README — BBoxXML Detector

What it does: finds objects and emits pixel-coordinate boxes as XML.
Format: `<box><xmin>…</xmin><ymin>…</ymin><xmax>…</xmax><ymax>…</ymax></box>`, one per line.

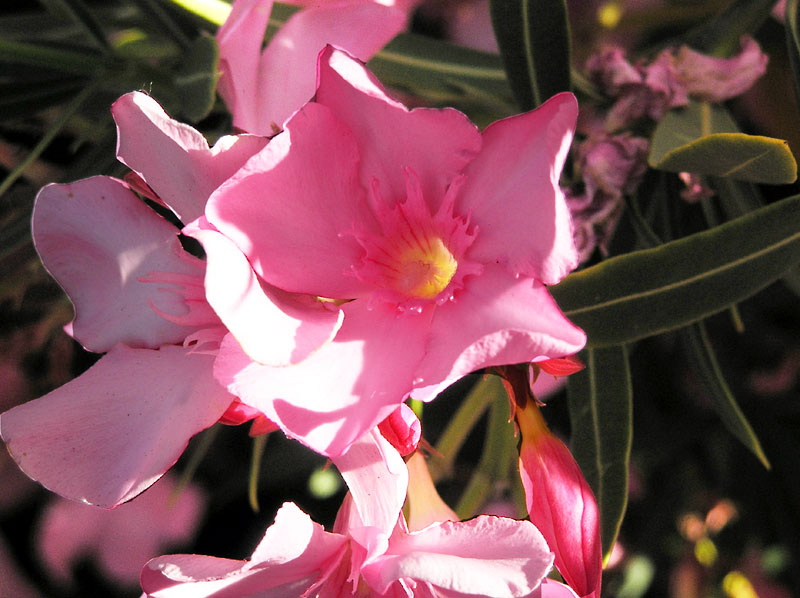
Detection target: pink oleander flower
<box><xmin>673</xmin><ymin>36</ymin><xmax>768</xmax><ymax>103</ymax></box>
<box><xmin>217</xmin><ymin>0</ymin><xmax>418</xmax><ymax>135</ymax></box>
<box><xmin>0</xmin><ymin>92</ymin><xmax>329</xmax><ymax>508</ymax></box>
<box><xmin>37</xmin><ymin>473</ymin><xmax>204</xmax><ymax>587</ymax></box>
<box><xmin>141</xmin><ymin>431</ymin><xmax>562</xmax><ymax>597</ymax></box>
<box><xmin>517</xmin><ymin>402</ymin><xmax>602</xmax><ymax>598</ymax></box>
<box><xmin>204</xmin><ymin>46</ymin><xmax>586</xmax><ymax>459</ymax></box>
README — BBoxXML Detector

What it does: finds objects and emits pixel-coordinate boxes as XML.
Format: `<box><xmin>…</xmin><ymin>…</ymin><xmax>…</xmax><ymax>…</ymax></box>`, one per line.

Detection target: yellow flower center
<box><xmin>394</xmin><ymin>236</ymin><xmax>458</xmax><ymax>299</ymax></box>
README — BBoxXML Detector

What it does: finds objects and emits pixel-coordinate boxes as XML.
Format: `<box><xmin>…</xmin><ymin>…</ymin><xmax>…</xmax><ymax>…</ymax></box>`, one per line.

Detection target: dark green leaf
<box><xmin>682</xmin><ymin>0</ymin><xmax>776</xmax><ymax>57</ymax></box>
<box><xmin>786</xmin><ymin>0</ymin><xmax>800</xmax><ymax>106</ymax></box>
<box><xmin>682</xmin><ymin>322</ymin><xmax>769</xmax><ymax>468</ymax></box>
<box><xmin>489</xmin><ymin>0</ymin><xmax>571</xmax><ymax>110</ymax></box>
<box><xmin>0</xmin><ymin>39</ymin><xmax>109</xmax><ymax>76</ymax></box>
<box><xmin>551</xmin><ymin>195</ymin><xmax>800</xmax><ymax>347</ymax></box>
<box><xmin>37</xmin><ymin>0</ymin><xmax>112</xmax><ymax>54</ymax></box>
<box><xmin>368</xmin><ymin>33</ymin><xmax>515</xmax><ymax>115</ymax></box>
<box><xmin>174</xmin><ymin>31</ymin><xmax>219</xmax><ymax>122</ymax></box>
<box><xmin>567</xmin><ymin>345</ymin><xmax>633</xmax><ymax>559</ymax></box>
<box><xmin>649</xmin><ymin>102</ymin><xmax>797</xmax><ymax>185</ymax></box>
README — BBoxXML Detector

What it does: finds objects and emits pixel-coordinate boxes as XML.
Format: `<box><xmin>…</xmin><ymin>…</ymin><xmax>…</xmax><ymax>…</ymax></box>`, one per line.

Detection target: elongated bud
<box><xmin>405</xmin><ymin>452</ymin><xmax>458</xmax><ymax>532</ymax></box>
<box><xmin>516</xmin><ymin>402</ymin><xmax>602</xmax><ymax>598</ymax></box>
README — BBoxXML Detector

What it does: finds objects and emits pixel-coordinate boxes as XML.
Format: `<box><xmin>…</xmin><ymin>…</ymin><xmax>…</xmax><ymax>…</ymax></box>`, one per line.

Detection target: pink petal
<box><xmin>675</xmin><ymin>36</ymin><xmax>768</xmax><ymax>103</ymax></box>
<box><xmin>459</xmin><ymin>93</ymin><xmax>579</xmax><ymax>284</ymax></box>
<box><xmin>220</xmin><ymin>0</ymin><xmax>407</xmax><ymax>135</ymax></box>
<box><xmin>216</xmin><ymin>0</ymin><xmax>275</xmax><ymax>135</ymax></box>
<box><xmin>413</xmin><ymin>264</ymin><xmax>586</xmax><ymax>392</ymax></box>
<box><xmin>113</xmin><ymin>91</ymin><xmax>266</xmax><ymax>223</ymax></box>
<box><xmin>207</xmin><ymin>101</ymin><xmax>373</xmax><ymax>299</ymax></box>
<box><xmin>377</xmin><ymin>403</ymin><xmax>421</xmax><ymax>456</ymax></box>
<box><xmin>405</xmin><ymin>452</ymin><xmax>458</xmax><ymax>532</ymax></box>
<box><xmin>539</xmin><ymin>579</ymin><xmax>582</xmax><ymax>598</ymax></box>
<box><xmin>316</xmin><ymin>46</ymin><xmax>482</xmax><ymax>209</ymax></box>
<box><xmin>32</xmin><ymin>177</ymin><xmax>206</xmax><ymax>353</ymax></box>
<box><xmin>362</xmin><ymin>516</ymin><xmax>554</xmax><ymax>596</ymax></box>
<box><xmin>333</xmin><ymin>430</ymin><xmax>408</xmax><ymax>547</ymax></box>
<box><xmin>214</xmin><ymin>300</ymin><xmax>431</xmax><ymax>457</ymax></box>
<box><xmin>0</xmin><ymin>344</ymin><xmax>233</xmax><ymax>508</ymax></box>
<box><xmin>141</xmin><ymin>502</ymin><xmax>345</xmax><ymax>597</ymax></box>
<box><xmin>186</xmin><ymin>220</ymin><xmax>343</xmax><ymax>365</ymax></box>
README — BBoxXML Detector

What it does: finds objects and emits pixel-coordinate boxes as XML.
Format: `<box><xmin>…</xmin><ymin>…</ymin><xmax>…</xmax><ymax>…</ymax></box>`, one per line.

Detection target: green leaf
<box><xmin>682</xmin><ymin>0</ymin><xmax>776</xmax><ymax>57</ymax></box>
<box><xmin>551</xmin><ymin>195</ymin><xmax>800</xmax><ymax>347</ymax></box>
<box><xmin>649</xmin><ymin>102</ymin><xmax>797</xmax><ymax>185</ymax></box>
<box><xmin>682</xmin><ymin>322</ymin><xmax>770</xmax><ymax>468</ymax></box>
<box><xmin>368</xmin><ymin>33</ymin><xmax>515</xmax><ymax>115</ymax></box>
<box><xmin>37</xmin><ymin>0</ymin><xmax>112</xmax><ymax>53</ymax></box>
<box><xmin>174</xmin><ymin>31</ymin><xmax>219</xmax><ymax>122</ymax></box>
<box><xmin>567</xmin><ymin>345</ymin><xmax>633</xmax><ymax>559</ymax></box>
<box><xmin>786</xmin><ymin>0</ymin><xmax>800</xmax><ymax>106</ymax></box>
<box><xmin>489</xmin><ymin>0</ymin><xmax>571</xmax><ymax>110</ymax></box>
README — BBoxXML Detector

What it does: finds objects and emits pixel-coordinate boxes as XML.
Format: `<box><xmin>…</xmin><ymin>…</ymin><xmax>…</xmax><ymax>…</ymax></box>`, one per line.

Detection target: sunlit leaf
<box><xmin>649</xmin><ymin>102</ymin><xmax>797</xmax><ymax>184</ymax></box>
<box><xmin>567</xmin><ymin>345</ymin><xmax>632</xmax><ymax>559</ymax></box>
<box><xmin>682</xmin><ymin>322</ymin><xmax>770</xmax><ymax>468</ymax></box>
<box><xmin>551</xmin><ymin>195</ymin><xmax>800</xmax><ymax>347</ymax></box>
<box><xmin>489</xmin><ymin>0</ymin><xmax>571</xmax><ymax>110</ymax></box>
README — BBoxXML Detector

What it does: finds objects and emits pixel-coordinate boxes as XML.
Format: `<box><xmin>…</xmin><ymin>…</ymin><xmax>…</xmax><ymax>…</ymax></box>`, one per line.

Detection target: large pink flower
<box><xmin>205</xmin><ymin>47</ymin><xmax>586</xmax><ymax>458</ymax></box>
<box><xmin>217</xmin><ymin>0</ymin><xmax>416</xmax><ymax>135</ymax></box>
<box><xmin>0</xmin><ymin>92</ymin><xmax>327</xmax><ymax>508</ymax></box>
<box><xmin>141</xmin><ymin>431</ymin><xmax>558</xmax><ymax>597</ymax></box>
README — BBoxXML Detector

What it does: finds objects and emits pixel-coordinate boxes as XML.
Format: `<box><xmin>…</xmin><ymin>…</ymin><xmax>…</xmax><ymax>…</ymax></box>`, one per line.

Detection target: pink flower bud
<box><xmin>377</xmin><ymin>403</ymin><xmax>421</xmax><ymax>456</ymax></box>
<box><xmin>517</xmin><ymin>403</ymin><xmax>602</xmax><ymax>598</ymax></box>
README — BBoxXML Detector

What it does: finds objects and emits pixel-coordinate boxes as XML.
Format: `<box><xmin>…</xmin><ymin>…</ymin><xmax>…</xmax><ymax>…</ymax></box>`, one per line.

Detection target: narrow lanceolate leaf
<box><xmin>489</xmin><ymin>0</ymin><xmax>571</xmax><ymax>110</ymax></box>
<box><xmin>175</xmin><ymin>31</ymin><xmax>219</xmax><ymax>122</ymax></box>
<box><xmin>551</xmin><ymin>195</ymin><xmax>800</xmax><ymax>347</ymax></box>
<box><xmin>683</xmin><ymin>323</ymin><xmax>770</xmax><ymax>468</ymax></box>
<box><xmin>649</xmin><ymin>102</ymin><xmax>797</xmax><ymax>185</ymax></box>
<box><xmin>787</xmin><ymin>0</ymin><xmax>800</xmax><ymax>106</ymax></box>
<box><xmin>567</xmin><ymin>345</ymin><xmax>632</xmax><ymax>559</ymax></box>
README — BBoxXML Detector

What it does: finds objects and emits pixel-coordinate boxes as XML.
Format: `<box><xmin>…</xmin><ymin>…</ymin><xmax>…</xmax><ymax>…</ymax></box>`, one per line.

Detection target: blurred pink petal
<box><xmin>1</xmin><ymin>344</ymin><xmax>233</xmax><ymax>507</ymax></box>
<box><xmin>217</xmin><ymin>0</ymin><xmax>409</xmax><ymax>134</ymax></box>
<box><xmin>675</xmin><ymin>36</ymin><xmax>768</xmax><ymax>103</ymax></box>
<box><xmin>405</xmin><ymin>452</ymin><xmax>458</xmax><ymax>532</ymax></box>
<box><xmin>113</xmin><ymin>91</ymin><xmax>266</xmax><ymax>223</ymax></box>
<box><xmin>38</xmin><ymin>473</ymin><xmax>204</xmax><ymax>586</ymax></box>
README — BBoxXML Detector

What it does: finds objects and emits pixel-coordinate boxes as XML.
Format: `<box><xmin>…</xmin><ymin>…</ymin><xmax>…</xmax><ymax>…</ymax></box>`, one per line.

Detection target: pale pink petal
<box><xmin>316</xmin><ymin>46</ymin><xmax>482</xmax><ymax>208</ymax></box>
<box><xmin>459</xmin><ymin>93</ymin><xmax>579</xmax><ymax>284</ymax></box>
<box><xmin>216</xmin><ymin>0</ymin><xmax>275</xmax><ymax>135</ymax></box>
<box><xmin>538</xmin><ymin>579</ymin><xmax>581</xmax><ymax>598</ymax></box>
<box><xmin>32</xmin><ymin>177</ymin><xmax>205</xmax><ymax>353</ymax></box>
<box><xmin>414</xmin><ymin>264</ymin><xmax>586</xmax><ymax>391</ymax></box>
<box><xmin>142</xmin><ymin>502</ymin><xmax>345</xmax><ymax>597</ymax></box>
<box><xmin>0</xmin><ymin>344</ymin><xmax>233</xmax><ymax>508</ymax></box>
<box><xmin>362</xmin><ymin>516</ymin><xmax>554</xmax><ymax>597</ymax></box>
<box><xmin>186</xmin><ymin>220</ymin><xmax>343</xmax><ymax>365</ymax></box>
<box><xmin>207</xmin><ymin>101</ymin><xmax>373</xmax><ymax>299</ymax></box>
<box><xmin>214</xmin><ymin>300</ymin><xmax>431</xmax><ymax>457</ymax></box>
<box><xmin>333</xmin><ymin>430</ymin><xmax>408</xmax><ymax>546</ymax></box>
<box><xmin>37</xmin><ymin>474</ymin><xmax>204</xmax><ymax>585</ymax></box>
<box><xmin>247</xmin><ymin>2</ymin><xmax>408</xmax><ymax>133</ymax></box>
<box><xmin>113</xmin><ymin>91</ymin><xmax>266</xmax><ymax>223</ymax></box>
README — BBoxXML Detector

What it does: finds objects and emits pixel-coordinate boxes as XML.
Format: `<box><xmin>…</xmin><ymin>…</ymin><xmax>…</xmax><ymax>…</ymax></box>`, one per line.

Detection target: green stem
<box><xmin>248</xmin><ymin>434</ymin><xmax>269</xmax><ymax>512</ymax></box>
<box><xmin>428</xmin><ymin>376</ymin><xmax>494</xmax><ymax>483</ymax></box>
<box><xmin>169</xmin><ymin>425</ymin><xmax>219</xmax><ymax>506</ymax></box>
